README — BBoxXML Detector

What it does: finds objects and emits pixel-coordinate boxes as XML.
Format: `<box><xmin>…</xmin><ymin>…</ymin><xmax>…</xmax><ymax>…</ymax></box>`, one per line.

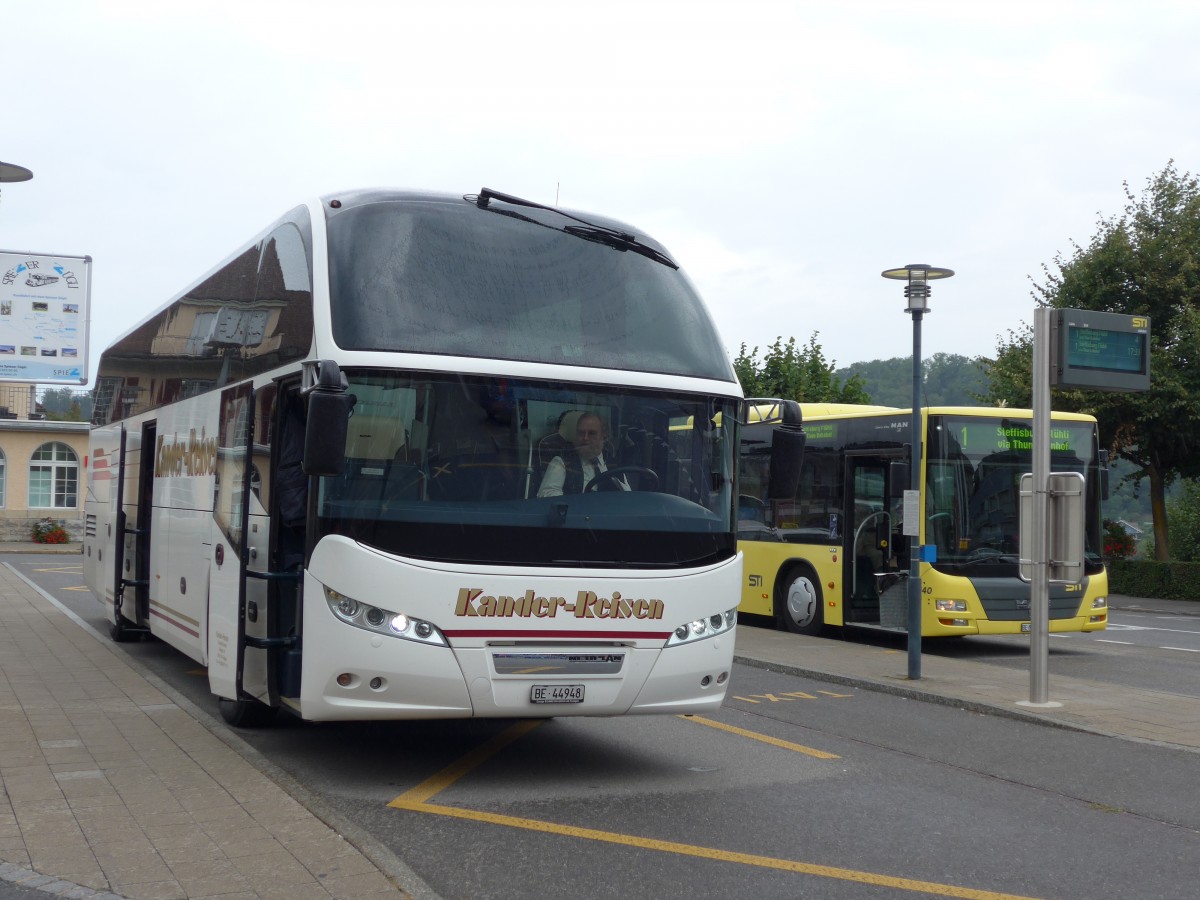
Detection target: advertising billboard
<box><xmin>0</xmin><ymin>250</ymin><xmax>91</xmax><ymax>384</ymax></box>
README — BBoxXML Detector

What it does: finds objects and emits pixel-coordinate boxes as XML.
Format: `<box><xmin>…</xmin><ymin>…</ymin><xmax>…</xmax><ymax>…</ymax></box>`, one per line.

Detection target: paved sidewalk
<box><xmin>0</xmin><ymin>559</ymin><xmax>412</xmax><ymax>899</ymax></box>
<box><xmin>734</xmin><ymin>594</ymin><xmax>1200</xmax><ymax>753</ymax></box>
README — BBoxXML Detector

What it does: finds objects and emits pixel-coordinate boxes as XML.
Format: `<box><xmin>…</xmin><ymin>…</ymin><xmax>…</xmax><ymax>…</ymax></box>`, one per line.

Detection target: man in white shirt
<box><xmin>537</xmin><ymin>412</ymin><xmax>630</xmax><ymax>496</ymax></box>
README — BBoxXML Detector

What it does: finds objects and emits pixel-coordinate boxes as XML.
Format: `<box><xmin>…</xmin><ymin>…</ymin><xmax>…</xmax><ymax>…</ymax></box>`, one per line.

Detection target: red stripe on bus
<box><xmin>149</xmin><ymin>608</ymin><xmax>200</xmax><ymax>638</ymax></box>
<box><xmin>443</xmin><ymin>629</ymin><xmax>671</xmax><ymax>640</ymax></box>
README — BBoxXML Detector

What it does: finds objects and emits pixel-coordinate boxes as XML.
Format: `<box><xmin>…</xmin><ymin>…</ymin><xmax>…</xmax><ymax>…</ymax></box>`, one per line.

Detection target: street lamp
<box><xmin>881</xmin><ymin>263</ymin><xmax>954</xmax><ymax>679</ymax></box>
<box><xmin>0</xmin><ymin>161</ymin><xmax>33</xmax><ymax>211</ymax></box>
<box><xmin>0</xmin><ymin>161</ymin><xmax>34</xmax><ymax>183</ymax></box>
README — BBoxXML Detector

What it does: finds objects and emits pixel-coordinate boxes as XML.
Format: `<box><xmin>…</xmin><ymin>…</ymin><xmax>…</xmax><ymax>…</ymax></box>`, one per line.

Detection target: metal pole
<box><xmin>1029</xmin><ymin>307</ymin><xmax>1052</xmax><ymax>703</ymax></box>
<box><xmin>883</xmin><ymin>262</ymin><xmax>952</xmax><ymax>683</ymax></box>
<box><xmin>908</xmin><ymin>310</ymin><xmax>923</xmax><ymax>679</ymax></box>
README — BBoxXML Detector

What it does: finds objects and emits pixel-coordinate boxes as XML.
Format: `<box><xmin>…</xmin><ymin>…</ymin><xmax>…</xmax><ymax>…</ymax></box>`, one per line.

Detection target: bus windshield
<box><xmin>325</xmin><ymin>197</ymin><xmax>735</xmax><ymax>382</ymax></box>
<box><xmin>315</xmin><ymin>369</ymin><xmax>738</xmax><ymax>568</ymax></box>
<box><xmin>926</xmin><ymin>416</ymin><xmax>1101</xmax><ymax>570</ymax></box>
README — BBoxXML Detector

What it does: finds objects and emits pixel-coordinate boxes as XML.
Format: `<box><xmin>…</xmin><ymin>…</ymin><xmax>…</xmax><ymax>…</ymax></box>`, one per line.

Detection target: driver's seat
<box><xmin>537</xmin><ymin>410</ymin><xmax>584</xmax><ymax>471</ymax></box>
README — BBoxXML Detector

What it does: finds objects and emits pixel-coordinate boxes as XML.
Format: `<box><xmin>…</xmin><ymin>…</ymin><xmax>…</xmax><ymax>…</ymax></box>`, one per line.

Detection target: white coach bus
<box><xmin>84</xmin><ymin>188</ymin><xmax>794</xmax><ymax>726</ymax></box>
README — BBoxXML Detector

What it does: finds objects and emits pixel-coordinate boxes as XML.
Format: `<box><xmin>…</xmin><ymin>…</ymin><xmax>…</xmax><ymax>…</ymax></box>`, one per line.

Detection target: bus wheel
<box><xmin>218</xmin><ymin>697</ymin><xmax>278</xmax><ymax>728</ymax></box>
<box><xmin>777</xmin><ymin>568</ymin><xmax>823</xmax><ymax>636</ymax></box>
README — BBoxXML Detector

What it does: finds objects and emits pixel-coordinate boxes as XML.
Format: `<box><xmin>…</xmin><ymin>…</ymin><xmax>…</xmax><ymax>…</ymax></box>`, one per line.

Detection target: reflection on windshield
<box><xmin>315</xmin><ymin>370</ymin><xmax>738</xmax><ymax>568</ymax></box>
<box><xmin>926</xmin><ymin>417</ymin><xmax>1100</xmax><ymax>567</ymax></box>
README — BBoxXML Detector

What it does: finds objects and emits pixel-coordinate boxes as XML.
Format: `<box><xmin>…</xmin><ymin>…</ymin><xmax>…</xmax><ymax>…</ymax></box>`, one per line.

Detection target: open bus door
<box><xmin>206</xmin><ymin>384</ymin><xmax>272</xmax><ymax>725</ymax></box>
<box><xmin>844</xmin><ymin>451</ymin><xmax>908</xmax><ymax>627</ymax></box>
<box><xmin>207</xmin><ymin>381</ymin><xmax>306</xmax><ymax>727</ymax></box>
<box><xmin>101</xmin><ymin>423</ymin><xmax>154</xmax><ymax>642</ymax></box>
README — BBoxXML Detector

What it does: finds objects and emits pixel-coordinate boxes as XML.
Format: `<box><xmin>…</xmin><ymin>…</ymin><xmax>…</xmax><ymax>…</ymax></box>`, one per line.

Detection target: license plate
<box><xmin>531</xmin><ymin>684</ymin><xmax>585</xmax><ymax>704</ymax></box>
<box><xmin>1021</xmin><ymin>623</ymin><xmax>1031</xmax><ymax>633</ymax></box>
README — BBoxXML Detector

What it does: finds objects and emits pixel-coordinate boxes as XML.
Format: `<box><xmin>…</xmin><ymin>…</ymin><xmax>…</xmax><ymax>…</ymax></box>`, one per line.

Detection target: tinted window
<box><xmin>327</xmin><ymin>199</ymin><xmax>735</xmax><ymax>382</ymax></box>
<box><xmin>92</xmin><ymin>210</ymin><xmax>313</xmax><ymax>425</ymax></box>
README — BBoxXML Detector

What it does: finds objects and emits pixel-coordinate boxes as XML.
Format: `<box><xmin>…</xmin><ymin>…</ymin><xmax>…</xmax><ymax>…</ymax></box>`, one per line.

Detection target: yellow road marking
<box><xmin>63</xmin><ymin>585</ymin><xmax>91</xmax><ymax>591</ymax></box>
<box><xmin>387</xmin><ymin>719</ymin><xmax>1037</xmax><ymax>898</ymax></box>
<box><xmin>683</xmin><ymin>715</ymin><xmax>839</xmax><ymax>759</ymax></box>
<box><xmin>391</xmin><ymin>799</ymin><xmax>1038</xmax><ymax>899</ymax></box>
<box><xmin>390</xmin><ymin>720</ymin><xmax>544</xmax><ymax>806</ymax></box>
<box><xmin>34</xmin><ymin>565</ymin><xmax>83</xmax><ymax>573</ymax></box>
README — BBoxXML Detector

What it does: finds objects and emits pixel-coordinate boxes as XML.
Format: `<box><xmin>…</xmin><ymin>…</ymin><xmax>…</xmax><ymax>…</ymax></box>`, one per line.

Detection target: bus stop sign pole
<box><xmin>1025</xmin><ymin>307</ymin><xmax>1056</xmax><ymax>706</ymax></box>
<box><xmin>1020</xmin><ymin>307</ymin><xmax>1150</xmax><ymax>707</ymax></box>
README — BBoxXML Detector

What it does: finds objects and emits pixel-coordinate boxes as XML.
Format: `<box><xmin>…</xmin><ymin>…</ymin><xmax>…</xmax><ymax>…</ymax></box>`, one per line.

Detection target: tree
<box><xmin>981</xmin><ymin>162</ymin><xmax>1200</xmax><ymax>560</ymax></box>
<box><xmin>39</xmin><ymin>387</ymin><xmax>92</xmax><ymax>422</ymax></box>
<box><xmin>1166</xmin><ymin>480</ymin><xmax>1200</xmax><ymax>563</ymax></box>
<box><xmin>837</xmin><ymin>353</ymin><xmax>987</xmax><ymax>407</ymax></box>
<box><xmin>734</xmin><ymin>334</ymin><xmax>870</xmax><ymax>403</ymax></box>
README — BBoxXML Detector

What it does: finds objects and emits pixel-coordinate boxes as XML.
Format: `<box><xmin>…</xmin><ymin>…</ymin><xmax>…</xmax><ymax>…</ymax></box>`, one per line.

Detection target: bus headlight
<box><xmin>935</xmin><ymin>599</ymin><xmax>967</xmax><ymax>612</ymax></box>
<box><xmin>1091</xmin><ymin>596</ymin><xmax>1107</xmax><ymax>609</ymax></box>
<box><xmin>323</xmin><ymin>586</ymin><xmax>447</xmax><ymax>646</ymax></box>
<box><xmin>665</xmin><ymin>606</ymin><xmax>738</xmax><ymax>648</ymax></box>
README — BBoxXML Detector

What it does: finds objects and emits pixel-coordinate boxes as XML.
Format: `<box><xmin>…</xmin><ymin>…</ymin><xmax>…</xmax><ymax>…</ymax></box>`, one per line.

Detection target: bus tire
<box><xmin>777</xmin><ymin>566</ymin><xmax>824</xmax><ymax>636</ymax></box>
<box><xmin>218</xmin><ymin>697</ymin><xmax>278</xmax><ymax>728</ymax></box>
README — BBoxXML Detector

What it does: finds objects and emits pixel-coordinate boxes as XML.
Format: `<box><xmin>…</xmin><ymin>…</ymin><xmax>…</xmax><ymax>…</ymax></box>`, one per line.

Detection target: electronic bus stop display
<box><xmin>0</xmin><ymin>250</ymin><xmax>91</xmax><ymax>384</ymax></box>
<box><xmin>1049</xmin><ymin>308</ymin><xmax>1149</xmax><ymax>392</ymax></box>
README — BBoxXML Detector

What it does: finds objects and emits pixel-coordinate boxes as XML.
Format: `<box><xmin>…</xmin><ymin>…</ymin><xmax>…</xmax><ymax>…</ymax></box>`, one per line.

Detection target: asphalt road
<box><xmin>9</xmin><ymin>555</ymin><xmax>1200</xmax><ymax>900</ymax></box>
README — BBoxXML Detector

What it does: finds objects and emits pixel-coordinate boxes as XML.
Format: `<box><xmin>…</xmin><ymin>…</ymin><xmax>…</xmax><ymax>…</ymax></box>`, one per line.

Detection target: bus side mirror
<box><xmin>1099</xmin><ymin>449</ymin><xmax>1110</xmax><ymax>501</ymax></box>
<box><xmin>303</xmin><ymin>361</ymin><xmax>356</xmax><ymax>476</ymax></box>
<box><xmin>889</xmin><ymin>459</ymin><xmax>910</xmax><ymax>499</ymax></box>
<box><xmin>767</xmin><ymin>426</ymin><xmax>805</xmax><ymax>500</ymax></box>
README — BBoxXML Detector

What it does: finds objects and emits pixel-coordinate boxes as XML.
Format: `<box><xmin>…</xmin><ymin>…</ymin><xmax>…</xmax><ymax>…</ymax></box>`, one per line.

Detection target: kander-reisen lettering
<box><xmin>455</xmin><ymin>588</ymin><xmax>665</xmax><ymax>620</ymax></box>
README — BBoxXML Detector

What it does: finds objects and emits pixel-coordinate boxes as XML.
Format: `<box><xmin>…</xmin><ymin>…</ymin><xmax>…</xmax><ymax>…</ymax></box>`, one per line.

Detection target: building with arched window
<box><xmin>0</xmin><ymin>383</ymin><xmax>88</xmax><ymax>541</ymax></box>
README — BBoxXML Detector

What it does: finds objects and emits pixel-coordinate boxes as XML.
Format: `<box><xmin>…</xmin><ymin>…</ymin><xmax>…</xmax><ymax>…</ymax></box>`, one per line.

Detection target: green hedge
<box><xmin>1107</xmin><ymin>559</ymin><xmax>1200</xmax><ymax>600</ymax></box>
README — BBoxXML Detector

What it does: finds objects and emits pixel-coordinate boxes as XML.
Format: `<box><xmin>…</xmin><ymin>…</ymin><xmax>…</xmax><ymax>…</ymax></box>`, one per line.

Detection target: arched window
<box><xmin>29</xmin><ymin>442</ymin><xmax>78</xmax><ymax>509</ymax></box>
<box><xmin>0</xmin><ymin>449</ymin><xmax>6</xmax><ymax>507</ymax></box>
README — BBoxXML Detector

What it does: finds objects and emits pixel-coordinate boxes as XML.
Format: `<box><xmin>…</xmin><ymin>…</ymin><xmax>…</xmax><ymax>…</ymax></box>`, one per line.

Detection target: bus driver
<box><xmin>537</xmin><ymin>412</ymin><xmax>631</xmax><ymax>496</ymax></box>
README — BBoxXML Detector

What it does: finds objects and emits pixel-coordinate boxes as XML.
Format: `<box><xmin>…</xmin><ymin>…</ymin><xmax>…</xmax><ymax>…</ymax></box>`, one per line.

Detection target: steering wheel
<box><xmin>585</xmin><ymin>466</ymin><xmax>659</xmax><ymax>492</ymax></box>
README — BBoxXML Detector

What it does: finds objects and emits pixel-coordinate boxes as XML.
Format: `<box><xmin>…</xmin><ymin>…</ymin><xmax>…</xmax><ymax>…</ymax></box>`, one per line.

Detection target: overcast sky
<box><xmin>4</xmin><ymin>0</ymin><xmax>1198</xmax><ymax>387</ymax></box>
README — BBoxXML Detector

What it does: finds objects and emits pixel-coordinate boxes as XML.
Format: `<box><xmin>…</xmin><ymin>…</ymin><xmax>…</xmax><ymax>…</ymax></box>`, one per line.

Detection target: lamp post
<box><xmin>881</xmin><ymin>263</ymin><xmax>954</xmax><ymax>679</ymax></box>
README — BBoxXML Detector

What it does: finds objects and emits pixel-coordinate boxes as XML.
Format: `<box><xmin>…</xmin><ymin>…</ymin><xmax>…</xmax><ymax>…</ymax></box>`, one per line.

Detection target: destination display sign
<box><xmin>1050</xmin><ymin>309</ymin><xmax>1150</xmax><ymax>392</ymax></box>
<box><xmin>949</xmin><ymin>419</ymin><xmax>1087</xmax><ymax>456</ymax></box>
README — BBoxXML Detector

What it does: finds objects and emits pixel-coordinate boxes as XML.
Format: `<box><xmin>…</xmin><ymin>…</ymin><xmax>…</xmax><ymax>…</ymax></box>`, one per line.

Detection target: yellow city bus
<box><xmin>737</xmin><ymin>401</ymin><xmax>1109</xmax><ymax>637</ymax></box>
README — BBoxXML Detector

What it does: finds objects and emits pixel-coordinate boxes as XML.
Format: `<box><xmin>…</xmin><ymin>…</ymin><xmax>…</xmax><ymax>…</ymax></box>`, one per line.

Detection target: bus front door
<box><xmin>207</xmin><ymin>382</ymin><xmax>301</xmax><ymax>726</ymax></box>
<box><xmin>244</xmin><ymin>382</ymin><xmax>305</xmax><ymax>714</ymax></box>
<box><xmin>206</xmin><ymin>383</ymin><xmax>276</xmax><ymax>725</ymax></box>
<box><xmin>843</xmin><ymin>454</ymin><xmax>906</xmax><ymax>626</ymax></box>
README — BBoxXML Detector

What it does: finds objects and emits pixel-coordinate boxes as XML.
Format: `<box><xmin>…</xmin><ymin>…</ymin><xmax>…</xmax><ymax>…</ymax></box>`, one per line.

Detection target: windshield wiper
<box><xmin>562</xmin><ymin>225</ymin><xmax>678</xmax><ymax>269</ymax></box>
<box><xmin>468</xmin><ymin>187</ymin><xmax>678</xmax><ymax>269</ymax></box>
